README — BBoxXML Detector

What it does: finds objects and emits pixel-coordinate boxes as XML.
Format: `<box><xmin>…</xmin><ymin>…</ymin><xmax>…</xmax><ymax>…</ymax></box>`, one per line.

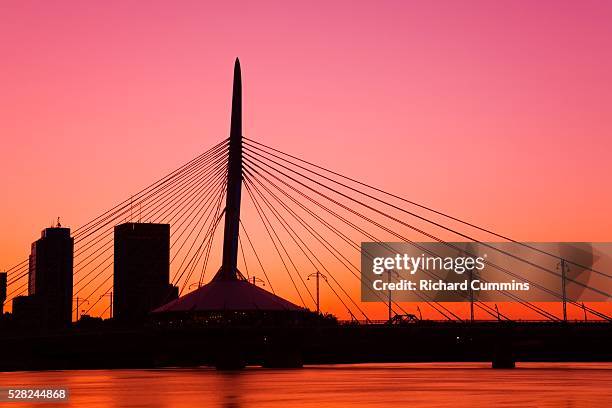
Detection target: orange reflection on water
<box><xmin>1</xmin><ymin>363</ymin><xmax>612</xmax><ymax>407</ymax></box>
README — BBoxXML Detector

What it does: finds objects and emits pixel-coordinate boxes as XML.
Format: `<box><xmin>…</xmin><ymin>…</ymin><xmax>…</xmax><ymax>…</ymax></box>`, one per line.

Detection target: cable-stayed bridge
<box><xmin>2</xmin><ymin>59</ymin><xmax>612</xmax><ymax>326</ymax></box>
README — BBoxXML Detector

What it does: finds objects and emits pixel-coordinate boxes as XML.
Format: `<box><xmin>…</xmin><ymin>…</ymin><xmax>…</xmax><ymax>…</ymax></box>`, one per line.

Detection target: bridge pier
<box><xmin>214</xmin><ymin>353</ymin><xmax>246</xmax><ymax>370</ymax></box>
<box><xmin>262</xmin><ymin>331</ymin><xmax>304</xmax><ymax>368</ymax></box>
<box><xmin>214</xmin><ymin>347</ymin><xmax>246</xmax><ymax>370</ymax></box>
<box><xmin>491</xmin><ymin>345</ymin><xmax>515</xmax><ymax>369</ymax></box>
<box><xmin>263</xmin><ymin>347</ymin><xmax>303</xmax><ymax>368</ymax></box>
<box><xmin>212</xmin><ymin>330</ymin><xmax>246</xmax><ymax>370</ymax></box>
<box><xmin>491</xmin><ymin>329</ymin><xmax>515</xmax><ymax>369</ymax></box>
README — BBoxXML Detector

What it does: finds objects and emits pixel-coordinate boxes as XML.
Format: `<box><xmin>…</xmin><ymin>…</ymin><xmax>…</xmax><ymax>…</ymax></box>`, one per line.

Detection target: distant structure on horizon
<box><xmin>113</xmin><ymin>222</ymin><xmax>177</xmax><ymax>323</ymax></box>
<box><xmin>13</xmin><ymin>227</ymin><xmax>74</xmax><ymax>328</ymax></box>
<box><xmin>0</xmin><ymin>272</ymin><xmax>6</xmax><ymax>315</ymax></box>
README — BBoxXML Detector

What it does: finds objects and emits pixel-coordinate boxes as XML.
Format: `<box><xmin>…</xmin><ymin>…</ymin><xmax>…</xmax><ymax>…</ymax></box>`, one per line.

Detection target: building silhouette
<box><xmin>13</xmin><ymin>227</ymin><xmax>74</xmax><ymax>328</ymax></box>
<box><xmin>12</xmin><ymin>295</ymin><xmax>42</xmax><ymax>327</ymax></box>
<box><xmin>0</xmin><ymin>272</ymin><xmax>6</xmax><ymax>315</ymax></box>
<box><xmin>113</xmin><ymin>222</ymin><xmax>177</xmax><ymax>322</ymax></box>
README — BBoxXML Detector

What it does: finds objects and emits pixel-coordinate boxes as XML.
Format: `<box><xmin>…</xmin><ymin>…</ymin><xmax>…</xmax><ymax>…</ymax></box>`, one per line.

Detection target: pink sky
<box><xmin>1</xmin><ymin>1</ymin><xmax>612</xmax><ymax>318</ymax></box>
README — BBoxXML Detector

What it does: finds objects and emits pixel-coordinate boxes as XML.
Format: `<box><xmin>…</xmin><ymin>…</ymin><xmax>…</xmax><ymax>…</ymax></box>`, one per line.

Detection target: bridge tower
<box><xmin>217</xmin><ymin>58</ymin><xmax>243</xmax><ymax>280</ymax></box>
<box><xmin>153</xmin><ymin>60</ymin><xmax>304</xmax><ymax>316</ymax></box>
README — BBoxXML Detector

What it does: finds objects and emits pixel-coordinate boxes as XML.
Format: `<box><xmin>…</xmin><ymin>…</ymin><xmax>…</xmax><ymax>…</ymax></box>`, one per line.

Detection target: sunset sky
<box><xmin>2</xmin><ymin>1</ymin><xmax>612</xmax><ymax>319</ymax></box>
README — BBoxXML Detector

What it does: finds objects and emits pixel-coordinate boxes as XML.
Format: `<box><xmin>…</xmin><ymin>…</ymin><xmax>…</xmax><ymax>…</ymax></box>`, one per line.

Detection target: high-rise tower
<box><xmin>113</xmin><ymin>222</ymin><xmax>177</xmax><ymax>322</ymax></box>
<box><xmin>25</xmin><ymin>227</ymin><xmax>73</xmax><ymax>328</ymax></box>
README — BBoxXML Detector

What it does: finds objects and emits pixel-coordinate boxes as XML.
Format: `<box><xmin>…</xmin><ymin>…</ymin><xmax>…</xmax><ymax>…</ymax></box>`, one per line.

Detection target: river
<box><xmin>1</xmin><ymin>363</ymin><xmax>611</xmax><ymax>407</ymax></box>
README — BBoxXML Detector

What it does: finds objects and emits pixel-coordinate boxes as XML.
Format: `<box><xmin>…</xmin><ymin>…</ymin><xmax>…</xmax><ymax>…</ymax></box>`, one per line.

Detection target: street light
<box><xmin>250</xmin><ymin>276</ymin><xmax>265</xmax><ymax>287</ymax></box>
<box><xmin>73</xmin><ymin>296</ymin><xmax>89</xmax><ymax>321</ymax></box>
<box><xmin>100</xmin><ymin>291</ymin><xmax>113</xmax><ymax>319</ymax></box>
<box><xmin>385</xmin><ymin>270</ymin><xmax>400</xmax><ymax>322</ymax></box>
<box><xmin>307</xmin><ymin>271</ymin><xmax>327</xmax><ymax>314</ymax></box>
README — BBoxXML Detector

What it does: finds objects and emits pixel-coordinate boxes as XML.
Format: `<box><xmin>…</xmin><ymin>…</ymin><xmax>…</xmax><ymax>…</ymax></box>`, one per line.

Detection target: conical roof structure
<box><xmin>153</xmin><ymin>59</ymin><xmax>307</xmax><ymax>315</ymax></box>
<box><xmin>154</xmin><ymin>270</ymin><xmax>305</xmax><ymax>312</ymax></box>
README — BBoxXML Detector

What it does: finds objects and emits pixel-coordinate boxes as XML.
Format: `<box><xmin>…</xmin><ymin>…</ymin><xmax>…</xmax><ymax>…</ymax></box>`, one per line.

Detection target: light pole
<box><xmin>100</xmin><ymin>291</ymin><xmax>113</xmax><ymax>319</ymax></box>
<box><xmin>463</xmin><ymin>245</ymin><xmax>478</xmax><ymax>324</ymax></box>
<box><xmin>386</xmin><ymin>270</ymin><xmax>399</xmax><ymax>322</ymax></box>
<box><xmin>307</xmin><ymin>271</ymin><xmax>327</xmax><ymax>314</ymax></box>
<box><xmin>73</xmin><ymin>297</ymin><xmax>89</xmax><ymax>321</ymax></box>
<box><xmin>251</xmin><ymin>276</ymin><xmax>265</xmax><ymax>287</ymax></box>
<box><xmin>557</xmin><ymin>259</ymin><xmax>568</xmax><ymax>322</ymax></box>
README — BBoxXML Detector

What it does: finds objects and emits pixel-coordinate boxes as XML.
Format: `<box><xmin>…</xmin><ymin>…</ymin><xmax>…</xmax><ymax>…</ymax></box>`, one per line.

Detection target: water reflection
<box><xmin>1</xmin><ymin>363</ymin><xmax>611</xmax><ymax>407</ymax></box>
<box><xmin>218</xmin><ymin>371</ymin><xmax>244</xmax><ymax>408</ymax></box>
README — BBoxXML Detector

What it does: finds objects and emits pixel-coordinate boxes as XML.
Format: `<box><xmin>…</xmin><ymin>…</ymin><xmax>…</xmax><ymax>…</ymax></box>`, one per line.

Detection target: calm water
<box><xmin>1</xmin><ymin>363</ymin><xmax>611</xmax><ymax>407</ymax></box>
